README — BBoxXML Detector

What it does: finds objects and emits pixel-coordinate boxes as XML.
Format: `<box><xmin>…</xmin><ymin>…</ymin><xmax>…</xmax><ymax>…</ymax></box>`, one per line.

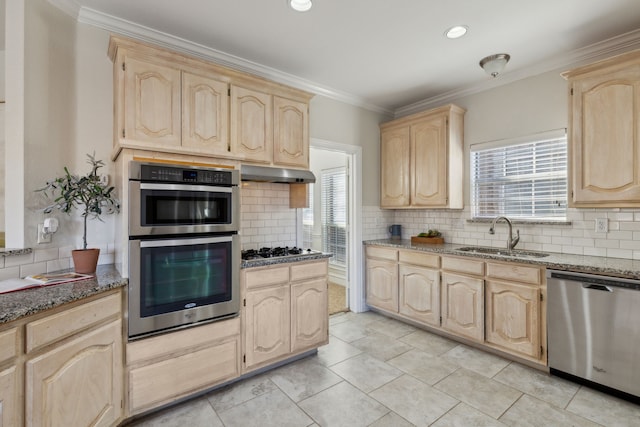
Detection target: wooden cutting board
<box><xmin>411</xmin><ymin>236</ymin><xmax>445</xmax><ymax>244</ymax></box>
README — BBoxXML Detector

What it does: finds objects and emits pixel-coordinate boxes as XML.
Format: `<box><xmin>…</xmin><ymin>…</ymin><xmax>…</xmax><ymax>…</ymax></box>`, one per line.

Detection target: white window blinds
<box><xmin>321</xmin><ymin>167</ymin><xmax>347</xmax><ymax>266</ymax></box>
<box><xmin>470</xmin><ymin>132</ymin><xmax>567</xmax><ymax>220</ymax></box>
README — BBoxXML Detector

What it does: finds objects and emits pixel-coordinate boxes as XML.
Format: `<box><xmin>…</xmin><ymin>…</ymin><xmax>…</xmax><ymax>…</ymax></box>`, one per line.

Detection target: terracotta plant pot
<box><xmin>72</xmin><ymin>248</ymin><xmax>100</xmax><ymax>274</ymax></box>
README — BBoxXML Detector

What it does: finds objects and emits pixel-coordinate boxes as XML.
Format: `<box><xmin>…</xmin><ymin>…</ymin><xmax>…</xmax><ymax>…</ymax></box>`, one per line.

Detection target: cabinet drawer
<box><xmin>0</xmin><ymin>328</ymin><xmax>18</xmax><ymax>364</ymax></box>
<box><xmin>441</xmin><ymin>256</ymin><xmax>484</xmax><ymax>276</ymax></box>
<box><xmin>399</xmin><ymin>250</ymin><xmax>439</xmax><ymax>268</ymax></box>
<box><xmin>26</xmin><ymin>292</ymin><xmax>121</xmax><ymax>353</ymax></box>
<box><xmin>486</xmin><ymin>262</ymin><xmax>542</xmax><ymax>285</ymax></box>
<box><xmin>127</xmin><ymin>317</ymin><xmax>240</xmax><ymax>365</ymax></box>
<box><xmin>366</xmin><ymin>246</ymin><xmax>398</xmax><ymax>261</ymax></box>
<box><xmin>129</xmin><ymin>335</ymin><xmax>240</xmax><ymax>413</ymax></box>
<box><xmin>290</xmin><ymin>260</ymin><xmax>328</xmax><ymax>282</ymax></box>
<box><xmin>243</xmin><ymin>265</ymin><xmax>289</xmax><ymax>290</ymax></box>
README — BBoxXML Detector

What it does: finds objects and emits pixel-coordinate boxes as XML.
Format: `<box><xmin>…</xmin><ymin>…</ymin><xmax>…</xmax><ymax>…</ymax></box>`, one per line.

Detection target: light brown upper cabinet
<box><xmin>109</xmin><ymin>36</ymin><xmax>313</xmax><ymax>167</ymax></box>
<box><xmin>230</xmin><ymin>85</ymin><xmax>273</xmax><ymax>163</ymax></box>
<box><xmin>273</xmin><ymin>96</ymin><xmax>309</xmax><ymax>168</ymax></box>
<box><xmin>380</xmin><ymin>104</ymin><xmax>465</xmax><ymax>209</ymax></box>
<box><xmin>563</xmin><ymin>50</ymin><xmax>640</xmax><ymax>207</ymax></box>
<box><xmin>182</xmin><ymin>72</ymin><xmax>230</xmax><ymax>156</ymax></box>
<box><xmin>122</xmin><ymin>55</ymin><xmax>182</xmax><ymax>148</ymax></box>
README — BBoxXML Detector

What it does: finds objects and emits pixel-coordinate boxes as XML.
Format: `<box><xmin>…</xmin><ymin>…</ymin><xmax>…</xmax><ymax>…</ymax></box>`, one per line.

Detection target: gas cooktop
<box><xmin>241</xmin><ymin>247</ymin><xmax>320</xmax><ymax>261</ymax></box>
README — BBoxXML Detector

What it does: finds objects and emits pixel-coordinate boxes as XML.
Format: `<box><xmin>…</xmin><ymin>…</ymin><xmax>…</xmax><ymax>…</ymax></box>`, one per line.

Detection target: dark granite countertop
<box><xmin>241</xmin><ymin>252</ymin><xmax>333</xmax><ymax>269</ymax></box>
<box><xmin>0</xmin><ymin>264</ymin><xmax>127</xmax><ymax>325</ymax></box>
<box><xmin>0</xmin><ymin>248</ymin><xmax>32</xmax><ymax>257</ymax></box>
<box><xmin>364</xmin><ymin>239</ymin><xmax>640</xmax><ymax>280</ymax></box>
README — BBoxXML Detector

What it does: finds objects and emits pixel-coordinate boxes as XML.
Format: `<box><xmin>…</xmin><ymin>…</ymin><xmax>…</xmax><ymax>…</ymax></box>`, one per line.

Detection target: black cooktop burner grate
<box><xmin>241</xmin><ymin>246</ymin><xmax>314</xmax><ymax>260</ymax></box>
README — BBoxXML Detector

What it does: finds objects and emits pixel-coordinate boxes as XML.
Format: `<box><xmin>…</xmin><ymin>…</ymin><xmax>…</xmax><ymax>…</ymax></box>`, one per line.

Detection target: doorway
<box><xmin>298</xmin><ymin>139</ymin><xmax>364</xmax><ymax>314</ymax></box>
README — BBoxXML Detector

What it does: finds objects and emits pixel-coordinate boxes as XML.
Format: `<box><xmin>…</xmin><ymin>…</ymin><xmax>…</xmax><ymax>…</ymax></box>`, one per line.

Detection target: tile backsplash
<box><xmin>364</xmin><ymin>205</ymin><xmax>640</xmax><ymax>260</ymax></box>
<box><xmin>0</xmin><ymin>244</ymin><xmax>115</xmax><ymax>281</ymax></box>
<box><xmin>3</xmin><ymin>192</ymin><xmax>638</xmax><ymax>282</ymax></box>
<box><xmin>240</xmin><ymin>182</ymin><xmax>297</xmax><ymax>250</ymax></box>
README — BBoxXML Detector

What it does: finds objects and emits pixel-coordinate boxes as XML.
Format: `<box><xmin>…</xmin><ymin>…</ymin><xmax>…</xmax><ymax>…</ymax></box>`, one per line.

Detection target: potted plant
<box><xmin>39</xmin><ymin>153</ymin><xmax>120</xmax><ymax>274</ymax></box>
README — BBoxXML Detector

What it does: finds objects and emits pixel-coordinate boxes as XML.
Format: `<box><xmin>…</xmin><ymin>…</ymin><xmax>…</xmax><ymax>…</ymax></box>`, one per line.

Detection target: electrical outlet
<box><xmin>595</xmin><ymin>218</ymin><xmax>608</xmax><ymax>233</ymax></box>
<box><xmin>37</xmin><ymin>223</ymin><xmax>52</xmax><ymax>244</ymax></box>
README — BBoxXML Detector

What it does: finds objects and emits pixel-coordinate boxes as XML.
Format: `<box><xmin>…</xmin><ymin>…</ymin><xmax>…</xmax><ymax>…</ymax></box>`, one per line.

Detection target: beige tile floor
<box><xmin>128</xmin><ymin>311</ymin><xmax>640</xmax><ymax>427</ymax></box>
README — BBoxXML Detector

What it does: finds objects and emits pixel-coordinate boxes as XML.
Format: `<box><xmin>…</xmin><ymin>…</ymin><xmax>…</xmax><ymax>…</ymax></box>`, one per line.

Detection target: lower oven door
<box><xmin>128</xmin><ymin>234</ymin><xmax>240</xmax><ymax>338</ymax></box>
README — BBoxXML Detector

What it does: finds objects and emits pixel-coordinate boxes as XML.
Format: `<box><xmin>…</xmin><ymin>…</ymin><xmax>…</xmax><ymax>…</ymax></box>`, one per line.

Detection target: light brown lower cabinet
<box><xmin>26</xmin><ymin>320</ymin><xmax>123</xmax><ymax>427</ymax></box>
<box><xmin>291</xmin><ymin>278</ymin><xmax>328</xmax><ymax>352</ymax></box>
<box><xmin>440</xmin><ymin>272</ymin><xmax>484</xmax><ymax>342</ymax></box>
<box><xmin>485</xmin><ymin>281</ymin><xmax>542</xmax><ymax>359</ymax></box>
<box><xmin>0</xmin><ymin>366</ymin><xmax>18</xmax><ymax>427</ymax></box>
<box><xmin>242</xmin><ymin>259</ymin><xmax>329</xmax><ymax>372</ymax></box>
<box><xmin>398</xmin><ymin>264</ymin><xmax>440</xmax><ymax>326</ymax></box>
<box><xmin>0</xmin><ymin>290</ymin><xmax>126</xmax><ymax>427</ymax></box>
<box><xmin>126</xmin><ymin>317</ymin><xmax>241</xmax><ymax>415</ymax></box>
<box><xmin>365</xmin><ymin>246</ymin><xmax>547</xmax><ymax>366</ymax></box>
<box><xmin>365</xmin><ymin>257</ymin><xmax>399</xmax><ymax>312</ymax></box>
<box><xmin>244</xmin><ymin>284</ymin><xmax>291</xmax><ymax>368</ymax></box>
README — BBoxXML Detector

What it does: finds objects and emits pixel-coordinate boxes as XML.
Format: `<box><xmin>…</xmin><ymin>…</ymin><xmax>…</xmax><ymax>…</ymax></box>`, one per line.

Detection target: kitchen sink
<box><xmin>455</xmin><ymin>246</ymin><xmax>550</xmax><ymax>258</ymax></box>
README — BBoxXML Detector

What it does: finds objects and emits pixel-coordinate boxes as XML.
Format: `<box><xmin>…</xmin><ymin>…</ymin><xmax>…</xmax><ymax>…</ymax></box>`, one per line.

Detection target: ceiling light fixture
<box><xmin>479</xmin><ymin>53</ymin><xmax>511</xmax><ymax>77</ymax></box>
<box><xmin>444</xmin><ymin>25</ymin><xmax>468</xmax><ymax>39</ymax></box>
<box><xmin>289</xmin><ymin>0</ymin><xmax>312</xmax><ymax>12</ymax></box>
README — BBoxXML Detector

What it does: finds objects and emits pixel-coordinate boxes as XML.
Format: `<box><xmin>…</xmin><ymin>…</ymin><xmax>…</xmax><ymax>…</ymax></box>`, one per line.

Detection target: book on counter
<box><xmin>0</xmin><ymin>272</ymin><xmax>93</xmax><ymax>294</ymax></box>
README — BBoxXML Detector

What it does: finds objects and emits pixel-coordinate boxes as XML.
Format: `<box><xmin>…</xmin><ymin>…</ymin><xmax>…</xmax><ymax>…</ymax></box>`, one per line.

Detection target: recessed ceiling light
<box><xmin>445</xmin><ymin>25</ymin><xmax>468</xmax><ymax>39</ymax></box>
<box><xmin>289</xmin><ymin>0</ymin><xmax>312</xmax><ymax>12</ymax></box>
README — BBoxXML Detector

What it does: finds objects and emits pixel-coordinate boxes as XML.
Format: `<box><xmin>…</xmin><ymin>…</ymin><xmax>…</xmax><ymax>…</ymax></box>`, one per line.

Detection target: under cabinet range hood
<box><xmin>240</xmin><ymin>164</ymin><xmax>316</xmax><ymax>184</ymax></box>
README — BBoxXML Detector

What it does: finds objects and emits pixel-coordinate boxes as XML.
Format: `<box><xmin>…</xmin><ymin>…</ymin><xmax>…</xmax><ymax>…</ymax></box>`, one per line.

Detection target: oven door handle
<box><xmin>140</xmin><ymin>235</ymin><xmax>234</xmax><ymax>248</ymax></box>
<box><xmin>139</xmin><ymin>182</ymin><xmax>233</xmax><ymax>193</ymax></box>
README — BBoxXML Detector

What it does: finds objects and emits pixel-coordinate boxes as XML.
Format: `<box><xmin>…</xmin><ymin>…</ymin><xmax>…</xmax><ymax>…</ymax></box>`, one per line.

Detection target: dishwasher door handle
<box><xmin>582</xmin><ymin>283</ymin><xmax>613</xmax><ymax>292</ymax></box>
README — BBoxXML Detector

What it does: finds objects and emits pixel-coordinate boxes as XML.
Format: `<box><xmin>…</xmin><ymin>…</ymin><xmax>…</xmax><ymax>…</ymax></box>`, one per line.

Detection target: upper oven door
<box><xmin>129</xmin><ymin>181</ymin><xmax>240</xmax><ymax>236</ymax></box>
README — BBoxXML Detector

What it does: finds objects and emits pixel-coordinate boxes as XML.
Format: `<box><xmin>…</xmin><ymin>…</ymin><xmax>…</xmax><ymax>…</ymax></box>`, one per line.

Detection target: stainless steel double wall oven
<box><xmin>128</xmin><ymin>161</ymin><xmax>240</xmax><ymax>339</ymax></box>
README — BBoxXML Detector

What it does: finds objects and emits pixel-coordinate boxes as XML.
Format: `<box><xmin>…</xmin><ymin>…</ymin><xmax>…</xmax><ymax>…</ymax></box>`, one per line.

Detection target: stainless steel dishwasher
<box><xmin>547</xmin><ymin>269</ymin><xmax>640</xmax><ymax>400</ymax></box>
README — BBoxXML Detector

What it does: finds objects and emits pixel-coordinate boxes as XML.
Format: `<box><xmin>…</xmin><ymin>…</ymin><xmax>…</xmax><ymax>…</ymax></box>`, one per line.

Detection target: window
<box><xmin>321</xmin><ymin>167</ymin><xmax>347</xmax><ymax>266</ymax></box>
<box><xmin>470</xmin><ymin>131</ymin><xmax>567</xmax><ymax>220</ymax></box>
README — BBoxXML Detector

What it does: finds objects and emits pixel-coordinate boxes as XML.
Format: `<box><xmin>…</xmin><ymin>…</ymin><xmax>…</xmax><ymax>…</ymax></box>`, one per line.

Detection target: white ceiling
<box><xmin>51</xmin><ymin>0</ymin><xmax>640</xmax><ymax>115</ymax></box>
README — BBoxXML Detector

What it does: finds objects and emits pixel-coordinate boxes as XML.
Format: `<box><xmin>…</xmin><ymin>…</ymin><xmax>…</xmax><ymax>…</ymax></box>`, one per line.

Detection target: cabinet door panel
<box><xmin>124</xmin><ymin>57</ymin><xmax>181</xmax><ymax>146</ymax></box>
<box><xmin>244</xmin><ymin>286</ymin><xmax>291</xmax><ymax>368</ymax></box>
<box><xmin>411</xmin><ymin>115</ymin><xmax>447</xmax><ymax>206</ymax></box>
<box><xmin>441</xmin><ymin>272</ymin><xmax>484</xmax><ymax>342</ymax></box>
<box><xmin>291</xmin><ymin>278</ymin><xmax>328</xmax><ymax>352</ymax></box>
<box><xmin>570</xmin><ymin>63</ymin><xmax>640</xmax><ymax>205</ymax></box>
<box><xmin>366</xmin><ymin>258</ymin><xmax>398</xmax><ymax>312</ymax></box>
<box><xmin>231</xmin><ymin>85</ymin><xmax>272</xmax><ymax>163</ymax></box>
<box><xmin>380</xmin><ymin>126</ymin><xmax>410</xmax><ymax>207</ymax></box>
<box><xmin>399</xmin><ymin>265</ymin><xmax>440</xmax><ymax>326</ymax></box>
<box><xmin>129</xmin><ymin>337</ymin><xmax>239</xmax><ymax>413</ymax></box>
<box><xmin>25</xmin><ymin>320</ymin><xmax>123</xmax><ymax>427</ymax></box>
<box><xmin>486</xmin><ymin>280</ymin><xmax>541</xmax><ymax>359</ymax></box>
<box><xmin>273</xmin><ymin>96</ymin><xmax>308</xmax><ymax>167</ymax></box>
<box><xmin>182</xmin><ymin>72</ymin><xmax>229</xmax><ymax>155</ymax></box>
<box><xmin>0</xmin><ymin>328</ymin><xmax>17</xmax><ymax>365</ymax></box>
<box><xmin>0</xmin><ymin>366</ymin><xmax>17</xmax><ymax>427</ymax></box>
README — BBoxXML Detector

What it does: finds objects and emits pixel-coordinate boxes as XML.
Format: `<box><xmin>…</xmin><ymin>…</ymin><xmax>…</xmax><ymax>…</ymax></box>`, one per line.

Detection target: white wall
<box><xmin>0</xmin><ymin>1</ymin><xmax>116</xmax><ymax>278</ymax></box>
<box><xmin>310</xmin><ymin>96</ymin><xmax>390</xmax><ymax>206</ymax></box>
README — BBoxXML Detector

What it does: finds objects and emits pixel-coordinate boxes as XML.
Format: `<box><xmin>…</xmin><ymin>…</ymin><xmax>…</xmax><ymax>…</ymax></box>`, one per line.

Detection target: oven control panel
<box><xmin>135</xmin><ymin>163</ymin><xmax>238</xmax><ymax>186</ymax></box>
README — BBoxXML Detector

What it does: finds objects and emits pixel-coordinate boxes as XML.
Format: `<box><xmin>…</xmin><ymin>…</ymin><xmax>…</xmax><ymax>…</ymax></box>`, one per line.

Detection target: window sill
<box><xmin>467</xmin><ymin>218</ymin><xmax>572</xmax><ymax>226</ymax></box>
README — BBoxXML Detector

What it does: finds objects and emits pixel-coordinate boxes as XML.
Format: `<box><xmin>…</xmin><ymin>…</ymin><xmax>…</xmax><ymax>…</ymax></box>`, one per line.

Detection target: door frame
<box><xmin>308</xmin><ymin>138</ymin><xmax>365</xmax><ymax>313</ymax></box>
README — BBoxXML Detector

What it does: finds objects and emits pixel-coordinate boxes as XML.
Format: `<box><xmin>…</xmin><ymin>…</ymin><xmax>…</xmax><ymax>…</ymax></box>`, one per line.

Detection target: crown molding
<box><xmin>395</xmin><ymin>28</ymin><xmax>640</xmax><ymax>117</ymax></box>
<box><xmin>69</xmin><ymin>5</ymin><xmax>393</xmax><ymax>115</ymax></box>
<box><xmin>48</xmin><ymin>1</ymin><xmax>640</xmax><ymax>118</ymax></box>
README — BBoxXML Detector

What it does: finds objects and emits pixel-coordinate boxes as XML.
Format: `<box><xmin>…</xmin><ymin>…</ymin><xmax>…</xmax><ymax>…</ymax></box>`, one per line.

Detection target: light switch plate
<box><xmin>595</xmin><ymin>218</ymin><xmax>608</xmax><ymax>233</ymax></box>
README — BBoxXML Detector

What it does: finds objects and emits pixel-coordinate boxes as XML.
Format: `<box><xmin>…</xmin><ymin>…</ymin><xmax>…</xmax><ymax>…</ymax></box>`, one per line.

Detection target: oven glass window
<box><xmin>139</xmin><ymin>240</ymin><xmax>232</xmax><ymax>317</ymax></box>
<box><xmin>141</xmin><ymin>189</ymin><xmax>231</xmax><ymax>226</ymax></box>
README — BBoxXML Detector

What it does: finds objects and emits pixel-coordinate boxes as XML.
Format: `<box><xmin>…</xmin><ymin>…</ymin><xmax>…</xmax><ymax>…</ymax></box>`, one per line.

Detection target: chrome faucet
<box><xmin>489</xmin><ymin>216</ymin><xmax>520</xmax><ymax>250</ymax></box>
